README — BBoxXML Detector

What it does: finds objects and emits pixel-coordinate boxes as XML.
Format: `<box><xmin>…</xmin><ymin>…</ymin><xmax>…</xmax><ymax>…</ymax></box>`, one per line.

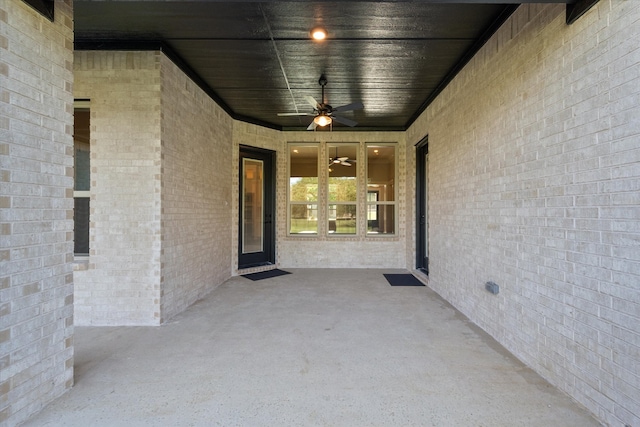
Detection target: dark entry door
<box><xmin>416</xmin><ymin>138</ymin><xmax>429</xmax><ymax>274</ymax></box>
<box><xmin>238</xmin><ymin>146</ymin><xmax>275</xmax><ymax>269</ymax></box>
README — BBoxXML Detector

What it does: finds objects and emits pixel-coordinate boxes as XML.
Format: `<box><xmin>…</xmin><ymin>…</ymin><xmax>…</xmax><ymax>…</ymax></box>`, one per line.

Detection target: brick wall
<box><xmin>159</xmin><ymin>54</ymin><xmax>233</xmax><ymax>321</ymax></box>
<box><xmin>73</xmin><ymin>51</ymin><xmax>235</xmax><ymax>324</ymax></box>
<box><xmin>407</xmin><ymin>2</ymin><xmax>640</xmax><ymax>425</ymax></box>
<box><xmin>73</xmin><ymin>51</ymin><xmax>163</xmax><ymax>325</ymax></box>
<box><xmin>0</xmin><ymin>0</ymin><xmax>74</xmax><ymax>425</ymax></box>
<box><xmin>231</xmin><ymin>127</ymin><xmax>408</xmax><ymax>271</ymax></box>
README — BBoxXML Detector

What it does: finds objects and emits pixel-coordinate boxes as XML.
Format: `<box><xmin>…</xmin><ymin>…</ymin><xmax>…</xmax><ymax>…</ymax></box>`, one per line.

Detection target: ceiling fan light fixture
<box><xmin>314</xmin><ymin>114</ymin><xmax>332</xmax><ymax>127</ymax></box>
<box><xmin>310</xmin><ymin>27</ymin><xmax>327</xmax><ymax>41</ymax></box>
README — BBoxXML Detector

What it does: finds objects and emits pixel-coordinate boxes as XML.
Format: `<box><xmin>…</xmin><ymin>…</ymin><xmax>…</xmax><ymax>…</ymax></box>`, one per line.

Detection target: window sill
<box><xmin>73</xmin><ymin>256</ymin><xmax>89</xmax><ymax>271</ymax></box>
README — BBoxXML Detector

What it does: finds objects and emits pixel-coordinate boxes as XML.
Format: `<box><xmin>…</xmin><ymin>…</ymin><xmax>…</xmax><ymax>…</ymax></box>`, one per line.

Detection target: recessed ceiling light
<box><xmin>310</xmin><ymin>27</ymin><xmax>327</xmax><ymax>41</ymax></box>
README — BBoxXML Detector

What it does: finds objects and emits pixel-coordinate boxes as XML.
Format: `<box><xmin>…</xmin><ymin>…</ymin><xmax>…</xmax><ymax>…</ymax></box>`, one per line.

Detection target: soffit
<box><xmin>74</xmin><ymin>0</ymin><xmax>574</xmax><ymax>131</ymax></box>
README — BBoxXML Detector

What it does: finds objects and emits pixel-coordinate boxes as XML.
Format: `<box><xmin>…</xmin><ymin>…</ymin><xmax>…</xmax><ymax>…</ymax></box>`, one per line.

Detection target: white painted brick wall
<box><xmin>0</xmin><ymin>0</ymin><xmax>74</xmax><ymax>425</ymax></box>
<box><xmin>407</xmin><ymin>2</ymin><xmax>640</xmax><ymax>425</ymax></box>
<box><xmin>159</xmin><ymin>54</ymin><xmax>233</xmax><ymax>321</ymax></box>
<box><xmin>73</xmin><ymin>51</ymin><xmax>163</xmax><ymax>325</ymax></box>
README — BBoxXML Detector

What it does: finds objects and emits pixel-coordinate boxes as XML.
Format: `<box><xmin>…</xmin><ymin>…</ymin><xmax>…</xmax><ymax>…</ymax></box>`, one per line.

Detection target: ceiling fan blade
<box><xmin>341</xmin><ymin>161</ymin><xmax>352</xmax><ymax>166</ymax></box>
<box><xmin>305</xmin><ymin>95</ymin><xmax>320</xmax><ymax>109</ymax></box>
<box><xmin>277</xmin><ymin>112</ymin><xmax>314</xmax><ymax>116</ymax></box>
<box><xmin>307</xmin><ymin>121</ymin><xmax>317</xmax><ymax>131</ymax></box>
<box><xmin>338</xmin><ymin>157</ymin><xmax>349</xmax><ymax>161</ymax></box>
<box><xmin>332</xmin><ymin>115</ymin><xmax>358</xmax><ymax>127</ymax></box>
<box><xmin>332</xmin><ymin>102</ymin><xmax>364</xmax><ymax>113</ymax></box>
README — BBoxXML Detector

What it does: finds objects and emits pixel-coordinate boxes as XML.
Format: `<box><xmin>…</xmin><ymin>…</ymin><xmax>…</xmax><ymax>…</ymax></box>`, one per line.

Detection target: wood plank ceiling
<box><xmin>74</xmin><ymin>0</ymin><xmax>576</xmax><ymax>131</ymax></box>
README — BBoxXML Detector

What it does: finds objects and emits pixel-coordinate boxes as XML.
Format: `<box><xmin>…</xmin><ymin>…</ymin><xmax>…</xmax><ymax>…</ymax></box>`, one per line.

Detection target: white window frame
<box><xmin>287</xmin><ymin>143</ymin><xmax>320</xmax><ymax>236</ymax></box>
<box><xmin>327</xmin><ymin>142</ymin><xmax>359</xmax><ymax>236</ymax></box>
<box><xmin>365</xmin><ymin>143</ymin><xmax>397</xmax><ymax>236</ymax></box>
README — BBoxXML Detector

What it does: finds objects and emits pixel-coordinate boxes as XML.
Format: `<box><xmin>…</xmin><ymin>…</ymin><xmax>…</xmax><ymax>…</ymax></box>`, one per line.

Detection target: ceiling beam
<box><xmin>566</xmin><ymin>0</ymin><xmax>600</xmax><ymax>24</ymax></box>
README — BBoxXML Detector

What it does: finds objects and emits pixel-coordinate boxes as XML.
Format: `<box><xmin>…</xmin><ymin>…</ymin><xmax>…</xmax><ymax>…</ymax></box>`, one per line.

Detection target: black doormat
<box><xmin>242</xmin><ymin>269</ymin><xmax>291</xmax><ymax>281</ymax></box>
<box><xmin>384</xmin><ymin>273</ymin><xmax>425</xmax><ymax>286</ymax></box>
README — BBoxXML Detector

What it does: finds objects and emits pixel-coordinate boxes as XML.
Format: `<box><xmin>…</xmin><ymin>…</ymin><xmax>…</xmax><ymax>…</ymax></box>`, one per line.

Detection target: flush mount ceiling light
<box><xmin>310</xmin><ymin>27</ymin><xmax>327</xmax><ymax>41</ymax></box>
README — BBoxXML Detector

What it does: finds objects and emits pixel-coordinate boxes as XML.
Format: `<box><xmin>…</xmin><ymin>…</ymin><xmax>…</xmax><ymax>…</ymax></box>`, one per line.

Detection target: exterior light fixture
<box><xmin>310</xmin><ymin>27</ymin><xmax>327</xmax><ymax>41</ymax></box>
<box><xmin>313</xmin><ymin>114</ymin><xmax>332</xmax><ymax>127</ymax></box>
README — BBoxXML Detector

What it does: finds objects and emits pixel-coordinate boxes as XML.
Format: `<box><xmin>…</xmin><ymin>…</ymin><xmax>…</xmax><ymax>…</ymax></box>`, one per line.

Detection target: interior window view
<box><xmin>289</xmin><ymin>145</ymin><xmax>318</xmax><ymax>234</ymax></box>
<box><xmin>366</xmin><ymin>144</ymin><xmax>395</xmax><ymax>234</ymax></box>
<box><xmin>289</xmin><ymin>142</ymin><xmax>396</xmax><ymax>236</ymax></box>
<box><xmin>327</xmin><ymin>144</ymin><xmax>357</xmax><ymax>234</ymax></box>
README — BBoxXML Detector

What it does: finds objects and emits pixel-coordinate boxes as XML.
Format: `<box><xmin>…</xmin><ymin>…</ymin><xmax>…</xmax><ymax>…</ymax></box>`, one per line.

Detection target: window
<box><xmin>366</xmin><ymin>144</ymin><xmax>396</xmax><ymax>234</ymax></box>
<box><xmin>289</xmin><ymin>145</ymin><xmax>318</xmax><ymax>234</ymax></box>
<box><xmin>74</xmin><ymin>102</ymin><xmax>90</xmax><ymax>255</ymax></box>
<box><xmin>328</xmin><ymin>144</ymin><xmax>358</xmax><ymax>234</ymax></box>
<box><xmin>287</xmin><ymin>142</ymin><xmax>397</xmax><ymax>237</ymax></box>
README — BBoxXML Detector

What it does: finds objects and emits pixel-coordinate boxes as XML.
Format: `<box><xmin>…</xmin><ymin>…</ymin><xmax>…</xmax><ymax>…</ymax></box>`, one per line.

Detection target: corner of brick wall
<box><xmin>1</xmin><ymin>1</ymin><xmax>75</xmax><ymax>425</ymax></box>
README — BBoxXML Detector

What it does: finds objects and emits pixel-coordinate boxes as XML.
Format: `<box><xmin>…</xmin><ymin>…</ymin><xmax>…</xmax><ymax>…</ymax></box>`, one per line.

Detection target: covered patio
<box><xmin>23</xmin><ymin>269</ymin><xmax>597</xmax><ymax>426</ymax></box>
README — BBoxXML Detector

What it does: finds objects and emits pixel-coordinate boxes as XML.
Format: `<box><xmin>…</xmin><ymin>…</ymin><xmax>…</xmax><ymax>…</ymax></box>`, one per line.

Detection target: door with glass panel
<box><xmin>238</xmin><ymin>146</ymin><xmax>275</xmax><ymax>269</ymax></box>
<box><xmin>416</xmin><ymin>138</ymin><xmax>429</xmax><ymax>274</ymax></box>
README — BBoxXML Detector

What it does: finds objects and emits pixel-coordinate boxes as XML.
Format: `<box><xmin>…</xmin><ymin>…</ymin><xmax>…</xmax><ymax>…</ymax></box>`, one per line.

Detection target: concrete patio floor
<box><xmin>22</xmin><ymin>269</ymin><xmax>599</xmax><ymax>426</ymax></box>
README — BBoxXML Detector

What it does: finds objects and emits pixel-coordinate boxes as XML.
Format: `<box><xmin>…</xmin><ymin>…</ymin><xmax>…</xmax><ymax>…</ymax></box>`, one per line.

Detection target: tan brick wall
<box><xmin>231</xmin><ymin>127</ymin><xmax>408</xmax><ymax>271</ymax></box>
<box><xmin>159</xmin><ymin>55</ymin><xmax>233</xmax><ymax>321</ymax></box>
<box><xmin>73</xmin><ymin>51</ymin><xmax>235</xmax><ymax>324</ymax></box>
<box><xmin>407</xmin><ymin>3</ymin><xmax>640</xmax><ymax>425</ymax></box>
<box><xmin>73</xmin><ymin>51</ymin><xmax>162</xmax><ymax>325</ymax></box>
<box><xmin>0</xmin><ymin>0</ymin><xmax>74</xmax><ymax>425</ymax></box>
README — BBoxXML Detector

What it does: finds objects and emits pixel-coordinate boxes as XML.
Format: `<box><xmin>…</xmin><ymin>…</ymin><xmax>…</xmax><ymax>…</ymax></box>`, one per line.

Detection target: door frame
<box><xmin>415</xmin><ymin>136</ymin><xmax>428</xmax><ymax>274</ymax></box>
<box><xmin>238</xmin><ymin>145</ymin><xmax>276</xmax><ymax>269</ymax></box>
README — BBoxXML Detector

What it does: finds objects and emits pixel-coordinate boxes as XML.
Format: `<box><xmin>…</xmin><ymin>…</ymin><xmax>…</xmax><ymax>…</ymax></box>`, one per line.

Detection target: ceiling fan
<box><xmin>277</xmin><ymin>75</ymin><xmax>364</xmax><ymax>130</ymax></box>
<box><xmin>329</xmin><ymin>147</ymin><xmax>354</xmax><ymax>167</ymax></box>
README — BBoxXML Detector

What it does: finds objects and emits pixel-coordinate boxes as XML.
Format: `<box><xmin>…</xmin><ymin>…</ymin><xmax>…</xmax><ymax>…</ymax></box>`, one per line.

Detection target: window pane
<box><xmin>328</xmin><ymin>177</ymin><xmax>356</xmax><ymax>202</ymax></box>
<box><xmin>367</xmin><ymin>205</ymin><xmax>395</xmax><ymax>234</ymax></box>
<box><xmin>290</xmin><ymin>204</ymin><xmax>318</xmax><ymax>234</ymax></box>
<box><xmin>290</xmin><ymin>145</ymin><xmax>318</xmax><ymax>201</ymax></box>
<box><xmin>290</xmin><ymin>178</ymin><xmax>318</xmax><ymax>202</ymax></box>
<box><xmin>74</xmin><ymin>198</ymin><xmax>90</xmax><ymax>254</ymax></box>
<box><xmin>74</xmin><ymin>109</ymin><xmax>90</xmax><ymax>191</ymax></box>
<box><xmin>74</xmin><ymin>106</ymin><xmax>90</xmax><ymax>255</ymax></box>
<box><xmin>242</xmin><ymin>159</ymin><xmax>263</xmax><ymax>254</ymax></box>
<box><xmin>290</xmin><ymin>146</ymin><xmax>318</xmax><ymax>202</ymax></box>
<box><xmin>328</xmin><ymin>204</ymin><xmax>356</xmax><ymax>234</ymax></box>
<box><xmin>290</xmin><ymin>145</ymin><xmax>318</xmax><ymax>234</ymax></box>
<box><xmin>367</xmin><ymin>145</ymin><xmax>395</xmax><ymax>202</ymax></box>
